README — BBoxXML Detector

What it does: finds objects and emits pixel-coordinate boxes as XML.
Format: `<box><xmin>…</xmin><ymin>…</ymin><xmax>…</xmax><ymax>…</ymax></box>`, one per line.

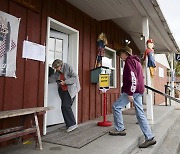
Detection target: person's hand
<box><xmin>128</xmin><ymin>95</ymin><xmax>134</xmax><ymax>103</ymax></box>
<box><xmin>56</xmin><ymin>80</ymin><xmax>61</xmax><ymax>84</ymax></box>
<box><xmin>60</xmin><ymin>80</ymin><xmax>66</xmax><ymax>85</ymax></box>
<box><xmin>140</xmin><ymin>59</ymin><xmax>145</xmax><ymax>66</ymax></box>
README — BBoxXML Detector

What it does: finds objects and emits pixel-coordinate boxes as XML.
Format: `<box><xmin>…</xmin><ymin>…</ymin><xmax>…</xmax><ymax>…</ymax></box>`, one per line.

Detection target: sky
<box><xmin>158</xmin><ymin>0</ymin><xmax>180</xmax><ymax>47</ymax></box>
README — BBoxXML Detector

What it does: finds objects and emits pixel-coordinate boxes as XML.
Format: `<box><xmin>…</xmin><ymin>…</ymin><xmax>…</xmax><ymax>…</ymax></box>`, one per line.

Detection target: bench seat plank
<box><xmin>0</xmin><ymin>107</ymin><xmax>52</xmax><ymax>119</ymax></box>
<box><xmin>0</xmin><ymin>126</ymin><xmax>24</xmax><ymax>135</ymax></box>
<box><xmin>0</xmin><ymin>127</ymin><xmax>36</xmax><ymax>142</ymax></box>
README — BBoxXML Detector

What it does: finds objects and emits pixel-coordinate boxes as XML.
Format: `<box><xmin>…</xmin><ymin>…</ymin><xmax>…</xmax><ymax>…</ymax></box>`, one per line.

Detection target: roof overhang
<box><xmin>66</xmin><ymin>0</ymin><xmax>180</xmax><ymax>53</ymax></box>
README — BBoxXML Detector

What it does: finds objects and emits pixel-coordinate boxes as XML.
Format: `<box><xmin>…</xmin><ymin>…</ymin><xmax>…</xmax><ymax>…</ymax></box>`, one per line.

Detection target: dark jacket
<box><xmin>122</xmin><ymin>55</ymin><xmax>144</xmax><ymax>96</ymax></box>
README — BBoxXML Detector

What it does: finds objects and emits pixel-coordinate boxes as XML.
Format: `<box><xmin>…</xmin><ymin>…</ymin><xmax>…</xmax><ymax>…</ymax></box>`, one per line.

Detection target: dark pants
<box><xmin>58</xmin><ymin>87</ymin><xmax>76</xmax><ymax>127</ymax></box>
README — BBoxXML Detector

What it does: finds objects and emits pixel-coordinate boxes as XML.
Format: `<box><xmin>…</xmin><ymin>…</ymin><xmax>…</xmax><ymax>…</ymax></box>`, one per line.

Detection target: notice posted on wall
<box><xmin>0</xmin><ymin>11</ymin><xmax>20</xmax><ymax>77</ymax></box>
<box><xmin>22</xmin><ymin>40</ymin><xmax>45</xmax><ymax>62</ymax></box>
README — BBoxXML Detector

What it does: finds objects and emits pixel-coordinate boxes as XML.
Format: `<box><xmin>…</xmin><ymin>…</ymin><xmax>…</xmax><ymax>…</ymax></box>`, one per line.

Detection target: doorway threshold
<box><xmin>46</xmin><ymin>123</ymin><xmax>66</xmax><ymax>134</ymax></box>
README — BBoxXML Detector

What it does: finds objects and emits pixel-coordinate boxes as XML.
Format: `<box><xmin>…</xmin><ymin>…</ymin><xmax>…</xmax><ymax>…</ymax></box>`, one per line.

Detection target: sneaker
<box><xmin>109</xmin><ymin>129</ymin><xmax>126</xmax><ymax>136</ymax></box>
<box><xmin>66</xmin><ymin>124</ymin><xmax>78</xmax><ymax>133</ymax></box>
<box><xmin>139</xmin><ymin>138</ymin><xmax>157</xmax><ymax>148</ymax></box>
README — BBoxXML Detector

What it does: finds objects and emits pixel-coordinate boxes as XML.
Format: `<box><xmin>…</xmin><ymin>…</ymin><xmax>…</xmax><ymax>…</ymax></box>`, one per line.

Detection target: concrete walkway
<box><xmin>0</xmin><ymin>105</ymin><xmax>179</xmax><ymax>154</ymax></box>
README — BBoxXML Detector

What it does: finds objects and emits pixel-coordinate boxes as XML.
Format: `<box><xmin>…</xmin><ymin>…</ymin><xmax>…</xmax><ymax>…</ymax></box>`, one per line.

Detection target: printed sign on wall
<box><xmin>22</xmin><ymin>40</ymin><xmax>45</xmax><ymax>62</ymax></box>
<box><xmin>0</xmin><ymin>11</ymin><xmax>20</xmax><ymax>77</ymax></box>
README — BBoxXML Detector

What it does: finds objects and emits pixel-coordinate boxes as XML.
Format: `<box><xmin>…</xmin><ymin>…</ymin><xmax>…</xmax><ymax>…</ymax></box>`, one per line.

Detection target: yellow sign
<box><xmin>99</xmin><ymin>74</ymin><xmax>110</xmax><ymax>88</ymax></box>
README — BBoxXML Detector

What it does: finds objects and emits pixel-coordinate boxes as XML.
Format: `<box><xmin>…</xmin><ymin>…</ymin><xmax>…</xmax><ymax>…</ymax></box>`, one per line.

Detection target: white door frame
<box><xmin>43</xmin><ymin>17</ymin><xmax>79</xmax><ymax>135</ymax></box>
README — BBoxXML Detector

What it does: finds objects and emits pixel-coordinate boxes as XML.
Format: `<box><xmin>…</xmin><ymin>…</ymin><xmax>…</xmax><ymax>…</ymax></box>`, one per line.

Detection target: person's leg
<box><xmin>58</xmin><ymin>88</ymin><xmax>76</xmax><ymax>127</ymax></box>
<box><xmin>112</xmin><ymin>93</ymin><xmax>129</xmax><ymax>131</ymax></box>
<box><xmin>133</xmin><ymin>93</ymin><xmax>154</xmax><ymax>140</ymax></box>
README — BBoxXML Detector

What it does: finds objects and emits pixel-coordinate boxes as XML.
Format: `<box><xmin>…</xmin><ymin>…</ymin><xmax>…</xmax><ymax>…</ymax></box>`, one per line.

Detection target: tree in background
<box><xmin>175</xmin><ymin>61</ymin><xmax>180</xmax><ymax>76</ymax></box>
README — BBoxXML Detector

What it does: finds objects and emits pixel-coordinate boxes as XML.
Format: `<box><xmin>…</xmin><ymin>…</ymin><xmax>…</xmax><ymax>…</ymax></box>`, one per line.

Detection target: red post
<box><xmin>97</xmin><ymin>90</ymin><xmax>112</xmax><ymax>127</ymax></box>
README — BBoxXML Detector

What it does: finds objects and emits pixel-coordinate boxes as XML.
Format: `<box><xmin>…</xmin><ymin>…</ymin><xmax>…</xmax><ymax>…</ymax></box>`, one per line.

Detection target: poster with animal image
<box><xmin>0</xmin><ymin>11</ymin><xmax>20</xmax><ymax>77</ymax></box>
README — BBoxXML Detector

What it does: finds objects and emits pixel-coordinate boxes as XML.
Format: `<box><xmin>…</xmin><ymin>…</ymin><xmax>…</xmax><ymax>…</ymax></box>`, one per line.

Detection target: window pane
<box><xmin>121</xmin><ymin>60</ymin><xmax>124</xmax><ymax>68</ymax></box>
<box><xmin>102</xmin><ymin>57</ymin><xmax>112</xmax><ymax>68</ymax></box>
<box><xmin>55</xmin><ymin>39</ymin><xmax>63</xmax><ymax>52</ymax></box>
<box><xmin>102</xmin><ymin>49</ymin><xmax>115</xmax><ymax>68</ymax></box>
<box><xmin>49</xmin><ymin>38</ymin><xmax>55</xmax><ymax>51</ymax></box>
<box><xmin>49</xmin><ymin>51</ymin><xmax>55</xmax><ymax>65</ymax></box>
<box><xmin>55</xmin><ymin>52</ymin><xmax>63</xmax><ymax>60</ymax></box>
<box><xmin>109</xmin><ymin>69</ymin><xmax>114</xmax><ymax>87</ymax></box>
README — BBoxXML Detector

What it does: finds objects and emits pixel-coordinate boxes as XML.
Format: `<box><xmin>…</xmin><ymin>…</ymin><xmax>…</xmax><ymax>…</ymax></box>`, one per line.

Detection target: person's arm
<box><xmin>64</xmin><ymin>64</ymin><xmax>78</xmax><ymax>85</ymax></box>
<box><xmin>143</xmin><ymin>49</ymin><xmax>148</xmax><ymax>61</ymax></box>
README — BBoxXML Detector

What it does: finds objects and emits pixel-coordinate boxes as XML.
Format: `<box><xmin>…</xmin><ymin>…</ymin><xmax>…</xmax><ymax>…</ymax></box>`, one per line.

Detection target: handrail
<box><xmin>145</xmin><ymin>85</ymin><xmax>180</xmax><ymax>103</ymax></box>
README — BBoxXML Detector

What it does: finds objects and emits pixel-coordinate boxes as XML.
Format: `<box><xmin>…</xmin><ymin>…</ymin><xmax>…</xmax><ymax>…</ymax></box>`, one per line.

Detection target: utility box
<box><xmin>90</xmin><ymin>66</ymin><xmax>109</xmax><ymax>83</ymax></box>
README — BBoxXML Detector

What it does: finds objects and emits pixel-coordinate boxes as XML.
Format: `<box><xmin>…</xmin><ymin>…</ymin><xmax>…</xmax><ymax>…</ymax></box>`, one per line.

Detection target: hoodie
<box><xmin>122</xmin><ymin>55</ymin><xmax>144</xmax><ymax>96</ymax></box>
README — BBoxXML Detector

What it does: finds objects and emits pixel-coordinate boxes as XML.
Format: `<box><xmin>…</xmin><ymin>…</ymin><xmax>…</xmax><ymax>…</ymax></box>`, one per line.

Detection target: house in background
<box><xmin>154</xmin><ymin>54</ymin><xmax>170</xmax><ymax>105</ymax></box>
<box><xmin>0</xmin><ymin>0</ymin><xmax>179</xmax><ymax>147</ymax></box>
<box><xmin>175</xmin><ymin>76</ymin><xmax>180</xmax><ymax>88</ymax></box>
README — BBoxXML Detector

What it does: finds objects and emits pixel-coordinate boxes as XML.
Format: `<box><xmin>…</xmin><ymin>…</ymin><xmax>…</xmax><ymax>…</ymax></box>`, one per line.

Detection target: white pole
<box><xmin>170</xmin><ymin>52</ymin><xmax>175</xmax><ymax>106</ymax></box>
<box><xmin>142</xmin><ymin>17</ymin><xmax>154</xmax><ymax>124</ymax></box>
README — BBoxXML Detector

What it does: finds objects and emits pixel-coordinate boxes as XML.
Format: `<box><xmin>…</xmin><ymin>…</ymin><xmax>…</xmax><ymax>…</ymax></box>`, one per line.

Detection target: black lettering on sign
<box><xmin>175</xmin><ymin>54</ymin><xmax>180</xmax><ymax>61</ymax></box>
<box><xmin>101</xmin><ymin>80</ymin><xmax>107</xmax><ymax>82</ymax></box>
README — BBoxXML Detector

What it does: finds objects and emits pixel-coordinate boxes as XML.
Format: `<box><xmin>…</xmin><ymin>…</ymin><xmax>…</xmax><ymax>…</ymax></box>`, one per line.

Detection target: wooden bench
<box><xmin>0</xmin><ymin>107</ymin><xmax>53</xmax><ymax>150</ymax></box>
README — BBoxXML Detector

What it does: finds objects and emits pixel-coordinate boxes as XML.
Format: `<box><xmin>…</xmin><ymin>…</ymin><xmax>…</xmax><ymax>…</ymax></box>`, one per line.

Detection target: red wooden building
<box><xmin>0</xmin><ymin>0</ymin><xmax>140</xmax><ymax>142</ymax></box>
<box><xmin>1</xmin><ymin>0</ymin><xmax>179</xmax><ymax>147</ymax></box>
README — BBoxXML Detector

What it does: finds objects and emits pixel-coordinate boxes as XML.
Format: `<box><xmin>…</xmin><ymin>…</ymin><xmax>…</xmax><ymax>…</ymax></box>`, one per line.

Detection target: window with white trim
<box><xmin>49</xmin><ymin>37</ymin><xmax>63</xmax><ymax>65</ymax></box>
<box><xmin>102</xmin><ymin>46</ymin><xmax>117</xmax><ymax>88</ymax></box>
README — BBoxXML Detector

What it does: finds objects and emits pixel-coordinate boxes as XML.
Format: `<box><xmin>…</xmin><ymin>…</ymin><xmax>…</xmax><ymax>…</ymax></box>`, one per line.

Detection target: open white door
<box><xmin>46</xmin><ymin>30</ymin><xmax>68</xmax><ymax>126</ymax></box>
<box><xmin>43</xmin><ymin>17</ymin><xmax>79</xmax><ymax>135</ymax></box>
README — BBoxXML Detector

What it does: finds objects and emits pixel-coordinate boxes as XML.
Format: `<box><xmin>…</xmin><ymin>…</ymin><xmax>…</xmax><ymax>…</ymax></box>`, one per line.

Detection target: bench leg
<box><xmin>34</xmin><ymin>113</ymin><xmax>42</xmax><ymax>150</ymax></box>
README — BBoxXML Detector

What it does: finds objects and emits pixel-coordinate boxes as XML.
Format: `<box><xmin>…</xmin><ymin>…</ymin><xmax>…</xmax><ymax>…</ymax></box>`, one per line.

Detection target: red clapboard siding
<box><xmin>23</xmin><ymin>10</ymin><xmax>41</xmax><ymax>108</ymax></box>
<box><xmin>89</xmin><ymin>19</ymin><xmax>97</xmax><ymax>119</ymax></box>
<box><xmin>82</xmin><ymin>17</ymin><xmax>91</xmax><ymax>122</ymax></box>
<box><xmin>3</xmin><ymin>1</ymin><xmax>26</xmax><ymax>110</ymax></box>
<box><xmin>0</xmin><ymin>1</ymin><xmax>25</xmax><ymax>147</ymax></box>
<box><xmin>101</xmin><ymin>20</ymin><xmax>107</xmax><ymax>34</ymax></box>
<box><xmin>106</xmin><ymin>21</ymin><xmax>111</xmax><ymax>47</ymax></box>
<box><xmin>110</xmin><ymin>22</ymin><xmax>115</xmax><ymax>49</ymax></box>
<box><xmin>107</xmin><ymin>94</ymin><xmax>111</xmax><ymax>114</ymax></box>
<box><xmin>114</xmin><ymin>24</ymin><xmax>119</xmax><ymax>47</ymax></box>
<box><xmin>73</xmin><ymin>10</ymin><xmax>84</xmax><ymax>123</ymax></box>
<box><xmin>95</xmin><ymin>22</ymin><xmax>102</xmax><ymax>118</ymax></box>
<box><xmin>38</xmin><ymin>2</ymin><xmax>46</xmax><ymax>108</ymax></box>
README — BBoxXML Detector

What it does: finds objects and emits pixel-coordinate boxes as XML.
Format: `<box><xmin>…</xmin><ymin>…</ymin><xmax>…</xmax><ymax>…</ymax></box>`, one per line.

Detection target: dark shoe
<box><xmin>109</xmin><ymin>129</ymin><xmax>126</xmax><ymax>136</ymax></box>
<box><xmin>139</xmin><ymin>138</ymin><xmax>157</xmax><ymax>148</ymax></box>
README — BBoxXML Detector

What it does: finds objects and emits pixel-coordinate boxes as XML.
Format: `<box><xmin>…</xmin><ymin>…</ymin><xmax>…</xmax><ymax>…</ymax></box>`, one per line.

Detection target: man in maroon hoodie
<box><xmin>109</xmin><ymin>46</ymin><xmax>156</xmax><ymax>148</ymax></box>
